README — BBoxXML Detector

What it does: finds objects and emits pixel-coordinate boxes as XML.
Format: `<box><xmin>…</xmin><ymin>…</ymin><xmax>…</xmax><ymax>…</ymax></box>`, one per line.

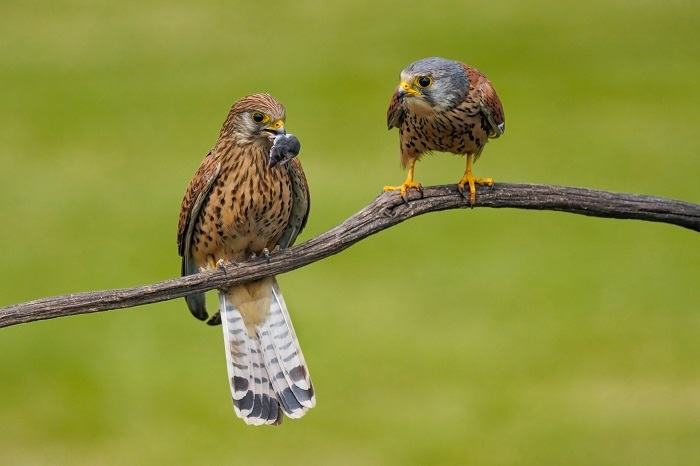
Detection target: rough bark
<box><xmin>1</xmin><ymin>183</ymin><xmax>697</xmax><ymax>328</ymax></box>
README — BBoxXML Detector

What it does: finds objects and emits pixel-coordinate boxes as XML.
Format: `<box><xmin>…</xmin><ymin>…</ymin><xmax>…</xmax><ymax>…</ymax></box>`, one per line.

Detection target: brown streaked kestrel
<box><xmin>177</xmin><ymin>93</ymin><xmax>314</xmax><ymax>426</ymax></box>
<box><xmin>384</xmin><ymin>57</ymin><xmax>505</xmax><ymax>202</ymax></box>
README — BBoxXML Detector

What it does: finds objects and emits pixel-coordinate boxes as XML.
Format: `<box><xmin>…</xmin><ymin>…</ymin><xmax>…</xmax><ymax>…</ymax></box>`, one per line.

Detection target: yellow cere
<box><xmin>400</xmin><ymin>81</ymin><xmax>422</xmax><ymax>96</ymax></box>
<box><xmin>268</xmin><ymin>120</ymin><xmax>284</xmax><ymax>130</ymax></box>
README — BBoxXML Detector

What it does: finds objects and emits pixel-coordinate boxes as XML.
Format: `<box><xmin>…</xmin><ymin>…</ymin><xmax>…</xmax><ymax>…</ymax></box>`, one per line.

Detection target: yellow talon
<box><xmin>457</xmin><ymin>174</ymin><xmax>493</xmax><ymax>203</ymax></box>
<box><xmin>458</xmin><ymin>154</ymin><xmax>493</xmax><ymax>203</ymax></box>
<box><xmin>383</xmin><ymin>159</ymin><xmax>422</xmax><ymax>196</ymax></box>
<box><xmin>383</xmin><ymin>181</ymin><xmax>422</xmax><ymax>196</ymax></box>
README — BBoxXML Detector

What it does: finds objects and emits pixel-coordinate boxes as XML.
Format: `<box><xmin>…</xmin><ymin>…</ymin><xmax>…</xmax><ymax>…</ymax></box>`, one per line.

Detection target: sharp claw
<box><xmin>457</xmin><ymin>184</ymin><xmax>468</xmax><ymax>199</ymax></box>
<box><xmin>262</xmin><ymin>248</ymin><xmax>271</xmax><ymax>263</ymax></box>
<box><xmin>457</xmin><ymin>183</ymin><xmax>475</xmax><ymax>208</ymax></box>
<box><xmin>228</xmin><ymin>259</ymin><xmax>239</xmax><ymax>267</ymax></box>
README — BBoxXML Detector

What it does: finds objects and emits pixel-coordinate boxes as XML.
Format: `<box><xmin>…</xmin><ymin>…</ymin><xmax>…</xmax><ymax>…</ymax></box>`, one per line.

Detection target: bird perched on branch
<box><xmin>177</xmin><ymin>93</ymin><xmax>314</xmax><ymax>425</ymax></box>
<box><xmin>384</xmin><ymin>57</ymin><xmax>505</xmax><ymax>203</ymax></box>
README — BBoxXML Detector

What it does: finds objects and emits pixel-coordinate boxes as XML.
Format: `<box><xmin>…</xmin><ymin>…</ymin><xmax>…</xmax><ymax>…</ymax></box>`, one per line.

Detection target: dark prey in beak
<box><xmin>268</xmin><ymin>134</ymin><xmax>301</xmax><ymax>168</ymax></box>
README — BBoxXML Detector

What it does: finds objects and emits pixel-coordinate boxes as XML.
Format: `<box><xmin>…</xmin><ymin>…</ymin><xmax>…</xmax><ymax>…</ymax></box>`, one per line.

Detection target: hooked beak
<box><xmin>398</xmin><ymin>81</ymin><xmax>422</xmax><ymax>97</ymax></box>
<box><xmin>264</xmin><ymin>120</ymin><xmax>286</xmax><ymax>139</ymax></box>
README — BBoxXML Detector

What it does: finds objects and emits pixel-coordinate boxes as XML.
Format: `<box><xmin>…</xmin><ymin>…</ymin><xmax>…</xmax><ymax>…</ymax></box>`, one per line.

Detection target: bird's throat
<box><xmin>404</xmin><ymin>96</ymin><xmax>434</xmax><ymax>116</ymax></box>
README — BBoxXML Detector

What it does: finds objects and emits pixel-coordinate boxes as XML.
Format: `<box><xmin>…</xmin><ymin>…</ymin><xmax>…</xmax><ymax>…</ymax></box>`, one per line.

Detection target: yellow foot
<box><xmin>383</xmin><ymin>181</ymin><xmax>423</xmax><ymax>197</ymax></box>
<box><xmin>457</xmin><ymin>174</ymin><xmax>493</xmax><ymax>203</ymax></box>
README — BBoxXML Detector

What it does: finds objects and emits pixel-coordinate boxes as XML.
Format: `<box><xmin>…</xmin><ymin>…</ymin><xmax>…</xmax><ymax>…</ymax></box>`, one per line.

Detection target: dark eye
<box><xmin>416</xmin><ymin>76</ymin><xmax>433</xmax><ymax>88</ymax></box>
<box><xmin>252</xmin><ymin>112</ymin><xmax>265</xmax><ymax>123</ymax></box>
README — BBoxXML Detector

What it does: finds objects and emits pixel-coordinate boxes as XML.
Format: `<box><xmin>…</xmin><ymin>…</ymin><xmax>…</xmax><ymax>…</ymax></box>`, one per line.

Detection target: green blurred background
<box><xmin>1</xmin><ymin>1</ymin><xmax>698</xmax><ymax>464</ymax></box>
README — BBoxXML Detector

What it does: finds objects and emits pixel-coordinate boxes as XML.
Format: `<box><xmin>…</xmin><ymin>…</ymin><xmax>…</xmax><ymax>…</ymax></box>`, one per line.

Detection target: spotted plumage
<box><xmin>384</xmin><ymin>57</ymin><xmax>505</xmax><ymax>202</ymax></box>
<box><xmin>177</xmin><ymin>93</ymin><xmax>314</xmax><ymax>425</ymax></box>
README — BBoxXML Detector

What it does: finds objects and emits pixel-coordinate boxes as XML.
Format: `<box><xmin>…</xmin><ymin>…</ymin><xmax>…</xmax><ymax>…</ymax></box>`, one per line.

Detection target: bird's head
<box><xmin>220</xmin><ymin>93</ymin><xmax>287</xmax><ymax>146</ymax></box>
<box><xmin>396</xmin><ymin>57</ymin><xmax>468</xmax><ymax>114</ymax></box>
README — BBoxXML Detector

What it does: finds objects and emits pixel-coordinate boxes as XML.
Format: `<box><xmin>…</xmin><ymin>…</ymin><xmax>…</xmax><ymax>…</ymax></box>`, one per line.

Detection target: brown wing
<box><xmin>463</xmin><ymin>64</ymin><xmax>506</xmax><ymax>138</ymax></box>
<box><xmin>177</xmin><ymin>149</ymin><xmax>220</xmax><ymax>261</ymax></box>
<box><xmin>277</xmin><ymin>157</ymin><xmax>310</xmax><ymax>250</ymax></box>
<box><xmin>387</xmin><ymin>88</ymin><xmax>406</xmax><ymax>130</ymax></box>
<box><xmin>177</xmin><ymin>149</ymin><xmax>221</xmax><ymax>321</ymax></box>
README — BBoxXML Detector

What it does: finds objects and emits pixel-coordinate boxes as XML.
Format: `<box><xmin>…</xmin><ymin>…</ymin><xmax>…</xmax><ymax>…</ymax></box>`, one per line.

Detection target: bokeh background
<box><xmin>1</xmin><ymin>1</ymin><xmax>698</xmax><ymax>464</ymax></box>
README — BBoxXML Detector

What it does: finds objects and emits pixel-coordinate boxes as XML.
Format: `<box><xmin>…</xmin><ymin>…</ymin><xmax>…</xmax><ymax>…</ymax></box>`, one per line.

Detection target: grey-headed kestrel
<box><xmin>177</xmin><ymin>93</ymin><xmax>314</xmax><ymax>425</ymax></box>
<box><xmin>384</xmin><ymin>57</ymin><xmax>505</xmax><ymax>202</ymax></box>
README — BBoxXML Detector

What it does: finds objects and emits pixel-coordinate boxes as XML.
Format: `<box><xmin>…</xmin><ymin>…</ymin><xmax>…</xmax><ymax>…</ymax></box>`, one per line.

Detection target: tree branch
<box><xmin>1</xmin><ymin>182</ymin><xmax>698</xmax><ymax>328</ymax></box>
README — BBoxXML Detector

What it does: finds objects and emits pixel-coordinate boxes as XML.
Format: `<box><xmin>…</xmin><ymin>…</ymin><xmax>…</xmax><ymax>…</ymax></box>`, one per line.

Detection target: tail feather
<box><xmin>254</xmin><ymin>343</ymin><xmax>271</xmax><ymax>423</ymax></box>
<box><xmin>219</xmin><ymin>293</ymin><xmax>255</xmax><ymax>418</ymax></box>
<box><xmin>249</xmin><ymin>333</ymin><xmax>282</xmax><ymax>425</ymax></box>
<box><xmin>269</xmin><ymin>281</ymin><xmax>314</xmax><ymax>404</ymax></box>
<box><xmin>219</xmin><ymin>277</ymin><xmax>314</xmax><ymax>426</ymax></box>
<box><xmin>247</xmin><ymin>334</ymin><xmax>264</xmax><ymax>422</ymax></box>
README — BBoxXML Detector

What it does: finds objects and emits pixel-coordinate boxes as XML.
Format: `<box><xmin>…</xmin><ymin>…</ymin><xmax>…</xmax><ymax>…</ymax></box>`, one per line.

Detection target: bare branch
<box><xmin>1</xmin><ymin>182</ymin><xmax>698</xmax><ymax>328</ymax></box>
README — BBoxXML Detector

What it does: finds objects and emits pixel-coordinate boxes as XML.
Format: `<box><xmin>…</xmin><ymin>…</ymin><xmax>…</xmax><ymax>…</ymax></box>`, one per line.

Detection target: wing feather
<box><xmin>177</xmin><ymin>149</ymin><xmax>221</xmax><ymax>320</ymax></box>
<box><xmin>277</xmin><ymin>157</ymin><xmax>310</xmax><ymax>250</ymax></box>
<box><xmin>462</xmin><ymin>64</ymin><xmax>506</xmax><ymax>139</ymax></box>
<box><xmin>387</xmin><ymin>88</ymin><xmax>406</xmax><ymax>130</ymax></box>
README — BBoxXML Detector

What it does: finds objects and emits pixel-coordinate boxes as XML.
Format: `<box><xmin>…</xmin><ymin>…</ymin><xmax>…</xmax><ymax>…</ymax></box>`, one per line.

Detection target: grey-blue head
<box><xmin>397</xmin><ymin>57</ymin><xmax>469</xmax><ymax>114</ymax></box>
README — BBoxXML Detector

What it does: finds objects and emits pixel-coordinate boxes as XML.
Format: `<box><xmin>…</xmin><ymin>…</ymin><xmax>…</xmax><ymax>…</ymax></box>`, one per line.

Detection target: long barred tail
<box><xmin>219</xmin><ymin>277</ymin><xmax>315</xmax><ymax>425</ymax></box>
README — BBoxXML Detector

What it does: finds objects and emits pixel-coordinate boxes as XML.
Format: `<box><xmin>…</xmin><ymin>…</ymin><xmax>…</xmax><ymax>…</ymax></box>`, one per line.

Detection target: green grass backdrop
<box><xmin>1</xmin><ymin>1</ymin><xmax>698</xmax><ymax>464</ymax></box>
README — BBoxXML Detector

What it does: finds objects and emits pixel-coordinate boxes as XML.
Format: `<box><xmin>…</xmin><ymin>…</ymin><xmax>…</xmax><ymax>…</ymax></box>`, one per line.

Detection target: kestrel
<box><xmin>384</xmin><ymin>57</ymin><xmax>505</xmax><ymax>202</ymax></box>
<box><xmin>177</xmin><ymin>93</ymin><xmax>314</xmax><ymax>425</ymax></box>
